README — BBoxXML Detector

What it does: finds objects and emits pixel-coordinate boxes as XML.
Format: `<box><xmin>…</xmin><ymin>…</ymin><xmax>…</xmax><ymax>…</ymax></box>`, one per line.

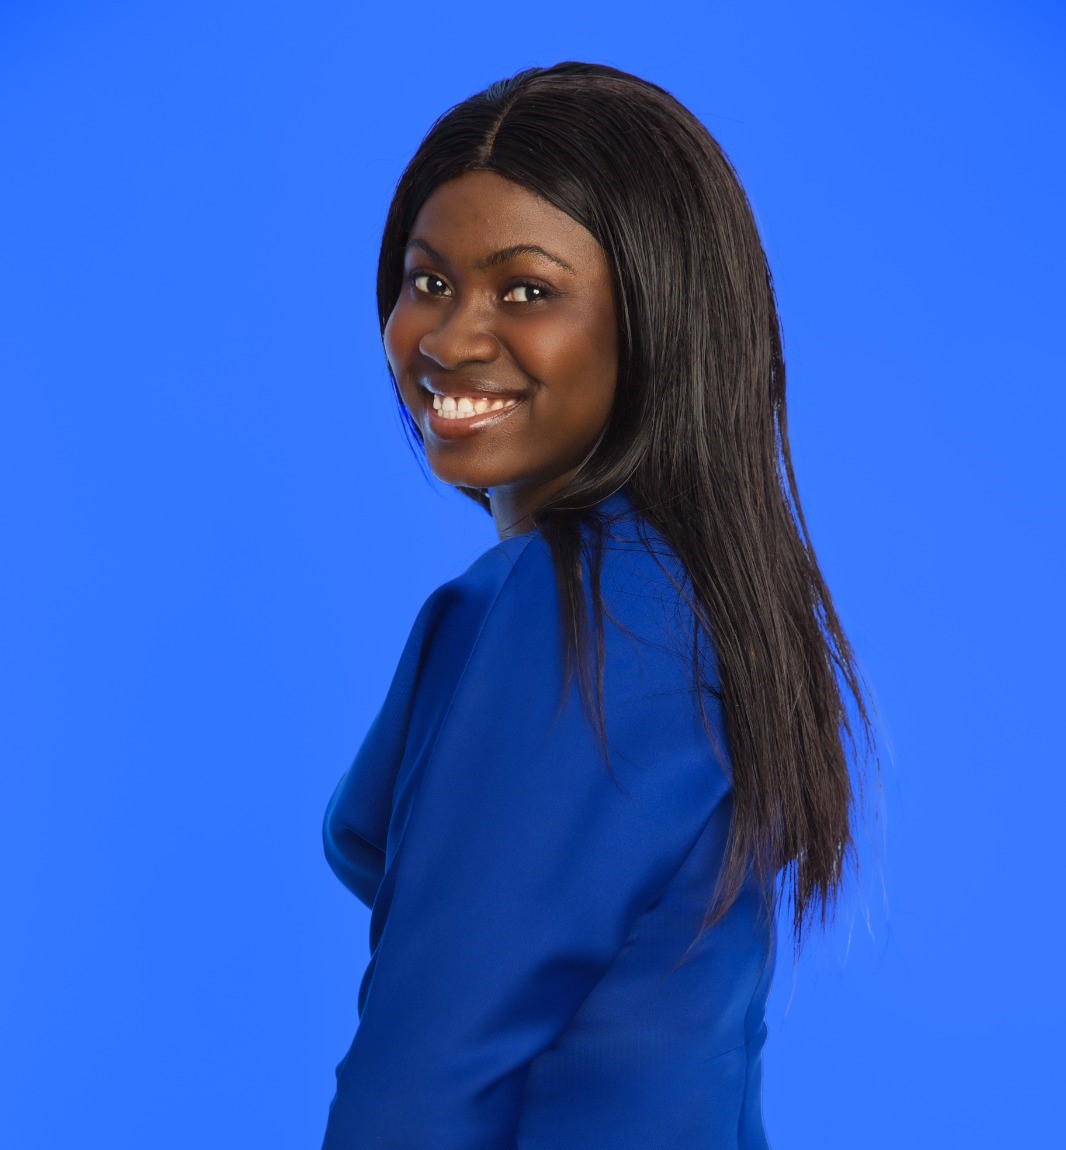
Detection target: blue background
<box><xmin>2</xmin><ymin>1</ymin><xmax>1062</xmax><ymax>1146</ymax></box>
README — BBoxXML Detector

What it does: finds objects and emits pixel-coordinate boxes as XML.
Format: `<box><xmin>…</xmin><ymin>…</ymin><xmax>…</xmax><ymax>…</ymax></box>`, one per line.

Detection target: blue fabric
<box><xmin>320</xmin><ymin>488</ymin><xmax>777</xmax><ymax>1149</ymax></box>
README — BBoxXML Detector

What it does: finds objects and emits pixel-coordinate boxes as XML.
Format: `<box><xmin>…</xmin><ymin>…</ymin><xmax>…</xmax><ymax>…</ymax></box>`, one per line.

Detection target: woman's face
<box><xmin>384</xmin><ymin>170</ymin><xmax>619</xmax><ymax>538</ymax></box>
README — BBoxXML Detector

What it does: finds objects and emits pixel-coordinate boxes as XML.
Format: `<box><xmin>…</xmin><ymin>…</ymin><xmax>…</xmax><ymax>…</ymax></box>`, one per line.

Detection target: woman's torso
<box><xmin>322</xmin><ymin>488</ymin><xmax>777</xmax><ymax>1149</ymax></box>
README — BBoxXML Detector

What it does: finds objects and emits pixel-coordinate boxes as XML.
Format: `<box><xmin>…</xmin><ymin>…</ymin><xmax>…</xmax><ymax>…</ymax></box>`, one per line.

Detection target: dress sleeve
<box><xmin>321</xmin><ymin>589</ymin><xmax>442</xmax><ymax>911</ymax></box>
<box><xmin>321</xmin><ymin>536</ymin><xmax>727</xmax><ymax>1150</ymax></box>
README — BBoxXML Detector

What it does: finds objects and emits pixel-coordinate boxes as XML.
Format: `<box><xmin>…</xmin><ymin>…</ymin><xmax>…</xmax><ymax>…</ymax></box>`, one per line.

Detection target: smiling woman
<box><xmin>320</xmin><ymin>60</ymin><xmax>882</xmax><ymax>1150</ymax></box>
<box><xmin>385</xmin><ymin>170</ymin><xmax>620</xmax><ymax>539</ymax></box>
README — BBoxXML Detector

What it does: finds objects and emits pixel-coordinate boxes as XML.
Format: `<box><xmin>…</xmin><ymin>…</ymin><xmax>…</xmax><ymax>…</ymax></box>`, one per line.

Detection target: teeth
<box><xmin>432</xmin><ymin>393</ymin><xmax>520</xmax><ymax>419</ymax></box>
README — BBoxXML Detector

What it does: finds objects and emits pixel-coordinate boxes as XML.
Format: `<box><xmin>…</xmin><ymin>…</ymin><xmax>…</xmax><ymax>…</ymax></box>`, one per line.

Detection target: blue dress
<box><xmin>320</xmin><ymin>487</ymin><xmax>777</xmax><ymax>1149</ymax></box>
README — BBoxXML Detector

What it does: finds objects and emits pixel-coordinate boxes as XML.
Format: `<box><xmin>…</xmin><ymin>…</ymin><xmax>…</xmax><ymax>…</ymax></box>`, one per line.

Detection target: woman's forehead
<box><xmin>408</xmin><ymin>171</ymin><xmax>600</xmax><ymax>266</ymax></box>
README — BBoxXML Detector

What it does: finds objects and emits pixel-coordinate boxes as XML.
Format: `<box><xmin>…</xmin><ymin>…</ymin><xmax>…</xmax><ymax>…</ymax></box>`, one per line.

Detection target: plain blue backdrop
<box><xmin>2</xmin><ymin>1</ymin><xmax>1062</xmax><ymax>1146</ymax></box>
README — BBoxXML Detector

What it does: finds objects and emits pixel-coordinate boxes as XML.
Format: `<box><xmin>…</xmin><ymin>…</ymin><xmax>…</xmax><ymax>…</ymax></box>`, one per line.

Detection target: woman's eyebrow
<box><xmin>406</xmin><ymin>237</ymin><xmax>575</xmax><ymax>274</ymax></box>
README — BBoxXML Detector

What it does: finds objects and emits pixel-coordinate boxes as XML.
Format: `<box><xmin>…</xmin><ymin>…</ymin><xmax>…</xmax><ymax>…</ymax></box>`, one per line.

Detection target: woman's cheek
<box><xmin>383</xmin><ymin>303</ymin><xmax>415</xmax><ymax>373</ymax></box>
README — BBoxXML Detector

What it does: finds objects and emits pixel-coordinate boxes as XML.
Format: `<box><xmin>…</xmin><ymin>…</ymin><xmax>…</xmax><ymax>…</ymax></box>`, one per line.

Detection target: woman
<box><xmin>320</xmin><ymin>61</ymin><xmax>880</xmax><ymax>1149</ymax></box>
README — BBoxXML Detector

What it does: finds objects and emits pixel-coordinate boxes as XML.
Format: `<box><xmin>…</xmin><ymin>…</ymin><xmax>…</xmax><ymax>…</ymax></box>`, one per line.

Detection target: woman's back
<box><xmin>321</xmin><ymin>488</ymin><xmax>777</xmax><ymax>1149</ymax></box>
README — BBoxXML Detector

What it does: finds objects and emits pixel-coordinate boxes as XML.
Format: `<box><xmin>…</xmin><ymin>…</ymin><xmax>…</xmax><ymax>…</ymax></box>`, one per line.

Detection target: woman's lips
<box><xmin>422</xmin><ymin>388</ymin><xmax>527</xmax><ymax>441</ymax></box>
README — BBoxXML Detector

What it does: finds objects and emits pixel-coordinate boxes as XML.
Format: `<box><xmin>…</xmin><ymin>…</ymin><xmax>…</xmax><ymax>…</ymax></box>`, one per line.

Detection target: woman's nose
<box><xmin>417</xmin><ymin>298</ymin><xmax>499</xmax><ymax>368</ymax></box>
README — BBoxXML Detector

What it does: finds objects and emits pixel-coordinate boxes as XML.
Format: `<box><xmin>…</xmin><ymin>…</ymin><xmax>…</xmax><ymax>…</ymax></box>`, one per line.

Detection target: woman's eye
<box><xmin>409</xmin><ymin>273</ymin><xmax>550</xmax><ymax>303</ymax></box>
<box><xmin>411</xmin><ymin>273</ymin><xmax>450</xmax><ymax>297</ymax></box>
<box><xmin>503</xmin><ymin>283</ymin><xmax>550</xmax><ymax>303</ymax></box>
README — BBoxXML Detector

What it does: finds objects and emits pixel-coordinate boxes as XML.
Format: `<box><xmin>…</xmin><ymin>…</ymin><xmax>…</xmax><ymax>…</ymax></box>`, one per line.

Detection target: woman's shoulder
<box><xmin>409</xmin><ymin>525</ymin><xmax>539</xmax><ymax>656</ymax></box>
<box><xmin>423</xmin><ymin>487</ymin><xmax>708</xmax><ymax>673</ymax></box>
<box><xmin>437</xmin><ymin>486</ymin><xmax>673</xmax><ymax>587</ymax></box>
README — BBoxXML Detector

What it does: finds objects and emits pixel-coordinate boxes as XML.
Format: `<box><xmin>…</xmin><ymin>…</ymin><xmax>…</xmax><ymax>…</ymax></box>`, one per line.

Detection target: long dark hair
<box><xmin>376</xmin><ymin>61</ymin><xmax>883</xmax><ymax>967</ymax></box>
